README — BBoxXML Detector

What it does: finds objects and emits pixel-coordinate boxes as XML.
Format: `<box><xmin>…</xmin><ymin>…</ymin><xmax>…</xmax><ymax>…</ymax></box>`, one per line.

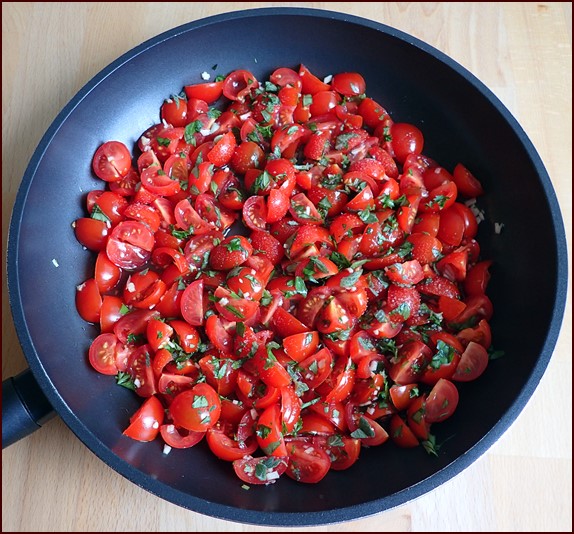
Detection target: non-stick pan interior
<box><xmin>8</xmin><ymin>8</ymin><xmax>567</xmax><ymax>525</ymax></box>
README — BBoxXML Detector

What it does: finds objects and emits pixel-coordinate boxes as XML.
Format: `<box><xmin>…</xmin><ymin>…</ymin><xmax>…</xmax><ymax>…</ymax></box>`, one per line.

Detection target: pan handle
<box><xmin>2</xmin><ymin>368</ymin><xmax>56</xmax><ymax>448</ymax></box>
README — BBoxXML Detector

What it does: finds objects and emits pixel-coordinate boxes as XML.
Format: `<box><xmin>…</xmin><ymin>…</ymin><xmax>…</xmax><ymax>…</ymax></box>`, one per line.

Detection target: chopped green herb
<box><xmin>340</xmin><ymin>269</ymin><xmax>362</xmax><ymax>288</ymax></box>
<box><xmin>192</xmin><ymin>395</ymin><xmax>209</xmax><ymax>408</ymax></box>
<box><xmin>430</xmin><ymin>340</ymin><xmax>455</xmax><ymax>369</ymax></box>
<box><xmin>329</xmin><ymin>251</ymin><xmax>352</xmax><ymax>269</ymax></box>
<box><xmin>156</xmin><ymin>136</ymin><xmax>171</xmax><ymax>147</ymax></box>
<box><xmin>350</xmin><ymin>416</ymin><xmax>376</xmax><ymax>439</ymax></box>
<box><xmin>224</xmin><ymin>304</ymin><xmax>245</xmax><ymax>319</ymax></box>
<box><xmin>225</xmin><ymin>237</ymin><xmax>246</xmax><ymax>253</ymax></box>
<box><xmin>326</xmin><ymin>434</ymin><xmax>345</xmax><ymax>448</ymax></box>
<box><xmin>184</xmin><ymin>120</ymin><xmax>203</xmax><ymax>144</ymax></box>
<box><xmin>90</xmin><ymin>204</ymin><xmax>111</xmax><ymax>223</ymax></box>
<box><xmin>252</xmin><ymin>170</ymin><xmax>272</xmax><ymax>193</ymax></box>
<box><xmin>256</xmin><ymin>424</ymin><xmax>271</xmax><ymax>439</ymax></box>
<box><xmin>335</xmin><ymin>132</ymin><xmax>359</xmax><ymax>150</ymax></box>
<box><xmin>294</xmin><ymin>276</ymin><xmax>308</xmax><ymax>296</ymax></box>
<box><xmin>357</xmin><ymin>207</ymin><xmax>378</xmax><ymax>224</ymax></box>
<box><xmin>207</xmin><ymin>108</ymin><xmax>222</xmax><ymax>119</ymax></box>
<box><xmin>488</xmin><ymin>347</ymin><xmax>505</xmax><ymax>360</ymax></box>
<box><xmin>115</xmin><ymin>371</ymin><xmax>136</xmax><ymax>390</ymax></box>
<box><xmin>254</xmin><ymin>456</ymin><xmax>283</xmax><ymax>481</ymax></box>
<box><xmin>302</xmin><ymin>94</ymin><xmax>313</xmax><ymax>107</ymax></box>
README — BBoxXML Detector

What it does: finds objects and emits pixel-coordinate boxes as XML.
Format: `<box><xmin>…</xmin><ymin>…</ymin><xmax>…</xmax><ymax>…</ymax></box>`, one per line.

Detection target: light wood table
<box><xmin>2</xmin><ymin>3</ymin><xmax>572</xmax><ymax>532</ymax></box>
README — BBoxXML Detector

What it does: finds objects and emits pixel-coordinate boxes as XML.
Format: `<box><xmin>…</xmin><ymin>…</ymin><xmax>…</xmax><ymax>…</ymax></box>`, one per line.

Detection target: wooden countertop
<box><xmin>2</xmin><ymin>3</ymin><xmax>571</xmax><ymax>532</ymax></box>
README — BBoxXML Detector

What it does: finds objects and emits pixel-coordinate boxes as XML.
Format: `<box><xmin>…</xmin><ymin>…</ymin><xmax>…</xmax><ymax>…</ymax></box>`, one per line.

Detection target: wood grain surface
<box><xmin>2</xmin><ymin>3</ymin><xmax>572</xmax><ymax>532</ymax></box>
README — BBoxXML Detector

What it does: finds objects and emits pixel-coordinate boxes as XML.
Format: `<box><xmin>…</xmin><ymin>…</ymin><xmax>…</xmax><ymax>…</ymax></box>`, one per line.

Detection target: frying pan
<box><xmin>3</xmin><ymin>7</ymin><xmax>568</xmax><ymax>526</ymax></box>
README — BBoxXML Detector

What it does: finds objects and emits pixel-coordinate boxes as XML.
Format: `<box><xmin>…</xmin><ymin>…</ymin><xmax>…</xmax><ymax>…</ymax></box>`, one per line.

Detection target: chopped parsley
<box><xmin>115</xmin><ymin>372</ymin><xmax>136</xmax><ymax>390</ymax></box>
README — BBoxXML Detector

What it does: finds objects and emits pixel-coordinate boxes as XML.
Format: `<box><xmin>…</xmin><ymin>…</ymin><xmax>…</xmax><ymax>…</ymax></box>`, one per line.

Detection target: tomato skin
<box><xmin>321</xmin><ymin>435</ymin><xmax>361</xmax><ymax>470</ymax></box>
<box><xmin>146</xmin><ymin>318</ymin><xmax>173</xmax><ymax>352</ymax></box>
<box><xmin>438</xmin><ymin>295</ymin><xmax>467</xmax><ymax>322</ymax></box>
<box><xmin>412</xmin><ymin>212</ymin><xmax>440</xmax><ymax>236</ymax></box>
<box><xmin>453</xmin><ymin>163</ymin><xmax>484</xmax><ymax>197</ymax></box>
<box><xmin>389</xmin><ymin>415</ymin><xmax>419</xmax><ymax>448</ymax></box>
<box><xmin>169</xmin><ymin>383</ymin><xmax>221</xmax><ymax>432</ymax></box>
<box><xmin>207</xmin><ymin>131</ymin><xmax>237</xmax><ymax>167</ymax></box>
<box><xmin>452</xmin><ymin>341</ymin><xmax>489</xmax><ymax>382</ymax></box>
<box><xmin>123</xmin><ymin>396</ymin><xmax>164</xmax><ymax>442</ymax></box>
<box><xmin>385</xmin><ymin>259</ymin><xmax>424</xmax><ymax>286</ymax></box>
<box><xmin>284</xmin><ymin>437</ymin><xmax>331</xmax><ymax>483</ymax></box>
<box><xmin>123</xmin><ymin>269</ymin><xmax>166</xmax><ymax>309</ymax></box>
<box><xmin>322</xmin><ymin>357</ymin><xmax>355</xmax><ymax>403</ymax></box>
<box><xmin>358</xmin><ymin>97</ymin><xmax>388</xmax><ymax>129</ymax></box>
<box><xmin>206</xmin><ymin>426</ymin><xmax>258</xmax><ymax>461</ymax></box>
<box><xmin>280</xmin><ymin>385</ymin><xmax>302</xmax><ymax>433</ymax></box>
<box><xmin>209</xmin><ymin>236</ymin><xmax>252</xmax><ymax>271</ymax></box>
<box><xmin>91</xmin><ymin>191</ymin><xmax>128</xmax><ymax>225</ymax></box>
<box><xmin>99</xmin><ymin>295</ymin><xmax>124</xmax><ymax>333</ymax></box>
<box><xmin>418</xmin><ymin>275</ymin><xmax>460</xmax><ymax>299</ymax></box>
<box><xmin>231</xmin><ymin>141</ymin><xmax>265</xmax><ymax>174</ymax></box>
<box><xmin>425</xmin><ymin>379</ymin><xmax>459</xmax><ymax>423</ymax></box>
<box><xmin>76</xmin><ymin>278</ymin><xmax>102</xmax><ymax>323</ymax></box>
<box><xmin>250</xmin><ymin>347</ymin><xmax>292</xmax><ymax>389</ymax></box>
<box><xmin>269</xmin><ymin>307</ymin><xmax>308</xmax><ymax>338</ymax></box>
<box><xmin>184</xmin><ymin>81</ymin><xmax>223</xmax><ymax>104</ymax></box>
<box><xmin>282</xmin><ymin>331</ymin><xmax>320</xmax><ymax>362</ymax></box>
<box><xmin>124</xmin><ymin>202</ymin><xmax>161</xmax><ymax>233</ymax></box>
<box><xmin>154</xmin><ymin>282</ymin><xmax>182</xmax><ymax>318</ymax></box>
<box><xmin>256</xmin><ymin>404</ymin><xmax>288</xmax><ymax>457</ymax></box>
<box><xmin>359</xmin><ymin>416</ymin><xmax>389</xmax><ymax>447</ymax></box>
<box><xmin>457</xmin><ymin>319</ymin><xmax>492</xmax><ymax>350</ymax></box>
<box><xmin>299</xmin><ymin>64</ymin><xmax>330</xmax><ymax>94</ymax></box>
<box><xmin>331</xmin><ymin>72</ymin><xmax>366</xmax><ymax>96</ymax></box>
<box><xmin>436</xmin><ymin>250</ymin><xmax>468</xmax><ymax>282</ymax></box>
<box><xmin>407</xmin><ymin>233</ymin><xmax>443</xmax><ymax>265</ymax></box>
<box><xmin>309</xmin><ymin>90</ymin><xmax>338</xmax><ymax>116</ymax></box>
<box><xmin>390</xmin><ymin>123</ymin><xmax>424</xmax><ymax>164</ymax></box>
<box><xmin>289</xmin><ymin>224</ymin><xmax>334</xmax><ymax>259</ymax></box>
<box><xmin>420</xmin><ymin>181</ymin><xmax>457</xmax><ymax>213</ymax></box>
<box><xmin>249</xmin><ymin>229</ymin><xmax>284</xmax><ymax>265</ymax></box>
<box><xmin>406</xmin><ymin>395</ymin><xmax>430</xmax><ymax>440</ymax></box>
<box><xmin>452</xmin><ymin>294</ymin><xmax>494</xmax><ymax>325</ymax></box>
<box><xmin>298</xmin><ymin>348</ymin><xmax>333</xmax><ymax>390</ymax></box>
<box><xmin>204</xmin><ymin>314</ymin><xmax>234</xmax><ymax>353</ymax></box>
<box><xmin>437</xmin><ymin>205</ymin><xmax>466</xmax><ymax>246</ymax></box>
<box><xmin>74</xmin><ymin>218</ymin><xmax>110</xmax><ymax>251</ymax></box>
<box><xmin>389</xmin><ymin>341</ymin><xmax>432</xmax><ymax>385</ymax></box>
<box><xmin>464</xmin><ymin>260</ymin><xmax>492</xmax><ymax>296</ymax></box>
<box><xmin>160</xmin><ymin>96</ymin><xmax>188</xmax><ymax>127</ymax></box>
<box><xmin>169</xmin><ymin>320</ymin><xmax>200</xmax><ymax>355</ymax></box>
<box><xmin>389</xmin><ymin>384</ymin><xmax>420</xmax><ymax>411</ymax></box>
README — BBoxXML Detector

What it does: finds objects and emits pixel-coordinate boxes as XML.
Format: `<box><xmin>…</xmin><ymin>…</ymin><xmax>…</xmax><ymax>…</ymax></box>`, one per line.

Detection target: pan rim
<box><xmin>6</xmin><ymin>6</ymin><xmax>569</xmax><ymax>526</ymax></box>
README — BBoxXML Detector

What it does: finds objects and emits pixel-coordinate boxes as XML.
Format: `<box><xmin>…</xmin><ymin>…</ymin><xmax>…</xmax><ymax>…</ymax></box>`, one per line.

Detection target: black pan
<box><xmin>3</xmin><ymin>7</ymin><xmax>568</xmax><ymax>526</ymax></box>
